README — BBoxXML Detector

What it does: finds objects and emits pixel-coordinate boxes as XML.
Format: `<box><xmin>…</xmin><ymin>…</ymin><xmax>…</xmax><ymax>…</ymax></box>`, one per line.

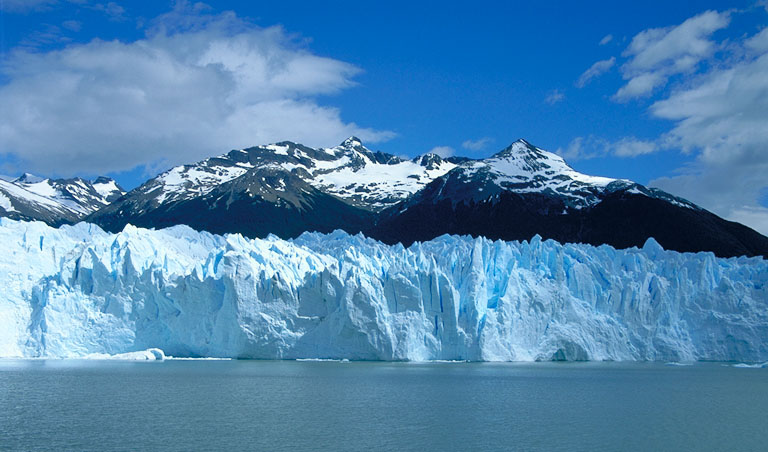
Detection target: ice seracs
<box><xmin>1</xmin><ymin>218</ymin><xmax>765</xmax><ymax>361</ymax></box>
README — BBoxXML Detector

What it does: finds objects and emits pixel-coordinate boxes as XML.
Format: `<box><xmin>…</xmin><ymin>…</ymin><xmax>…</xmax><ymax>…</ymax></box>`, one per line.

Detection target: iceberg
<box><xmin>0</xmin><ymin>218</ymin><xmax>766</xmax><ymax>361</ymax></box>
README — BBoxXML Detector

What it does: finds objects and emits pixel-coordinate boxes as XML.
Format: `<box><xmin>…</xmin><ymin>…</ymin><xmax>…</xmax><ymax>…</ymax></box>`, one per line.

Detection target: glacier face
<box><xmin>0</xmin><ymin>218</ymin><xmax>766</xmax><ymax>361</ymax></box>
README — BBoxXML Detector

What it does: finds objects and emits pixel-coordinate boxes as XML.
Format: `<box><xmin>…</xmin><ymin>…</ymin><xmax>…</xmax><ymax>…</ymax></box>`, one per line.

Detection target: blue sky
<box><xmin>1</xmin><ymin>0</ymin><xmax>767</xmax><ymax>233</ymax></box>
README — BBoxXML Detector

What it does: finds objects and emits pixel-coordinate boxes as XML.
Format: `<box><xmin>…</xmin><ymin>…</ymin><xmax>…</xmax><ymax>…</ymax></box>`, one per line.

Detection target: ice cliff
<box><xmin>0</xmin><ymin>218</ymin><xmax>766</xmax><ymax>361</ymax></box>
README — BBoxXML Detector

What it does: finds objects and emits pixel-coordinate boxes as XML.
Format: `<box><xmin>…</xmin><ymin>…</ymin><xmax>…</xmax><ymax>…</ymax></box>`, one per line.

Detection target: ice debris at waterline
<box><xmin>0</xmin><ymin>218</ymin><xmax>766</xmax><ymax>362</ymax></box>
<box><xmin>82</xmin><ymin>348</ymin><xmax>166</xmax><ymax>361</ymax></box>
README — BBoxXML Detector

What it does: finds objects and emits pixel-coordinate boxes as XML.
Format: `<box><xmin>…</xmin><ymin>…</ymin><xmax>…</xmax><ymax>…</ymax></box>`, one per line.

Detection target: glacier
<box><xmin>0</xmin><ymin>218</ymin><xmax>766</xmax><ymax>361</ymax></box>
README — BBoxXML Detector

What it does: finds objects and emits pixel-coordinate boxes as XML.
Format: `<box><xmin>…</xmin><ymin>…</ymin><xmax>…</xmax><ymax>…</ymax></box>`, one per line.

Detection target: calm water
<box><xmin>1</xmin><ymin>360</ymin><xmax>766</xmax><ymax>452</ymax></box>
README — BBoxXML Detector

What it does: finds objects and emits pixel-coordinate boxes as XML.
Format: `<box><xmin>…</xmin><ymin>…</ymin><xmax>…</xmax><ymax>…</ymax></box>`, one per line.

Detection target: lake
<box><xmin>1</xmin><ymin>360</ymin><xmax>766</xmax><ymax>451</ymax></box>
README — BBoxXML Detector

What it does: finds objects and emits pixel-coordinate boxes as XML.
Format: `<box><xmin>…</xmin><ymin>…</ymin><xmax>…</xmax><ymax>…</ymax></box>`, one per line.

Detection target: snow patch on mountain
<box><xmin>20</xmin><ymin>179</ymin><xmax>92</xmax><ymax>215</ymax></box>
<box><xmin>92</xmin><ymin>177</ymin><xmax>124</xmax><ymax>202</ymax></box>
<box><xmin>0</xmin><ymin>193</ymin><xmax>15</xmax><ymax>212</ymax></box>
<box><xmin>313</xmin><ymin>153</ymin><xmax>456</xmax><ymax>209</ymax></box>
<box><xmin>153</xmin><ymin>160</ymin><xmax>255</xmax><ymax>204</ymax></box>
<box><xmin>1</xmin><ymin>219</ymin><xmax>765</xmax><ymax>361</ymax></box>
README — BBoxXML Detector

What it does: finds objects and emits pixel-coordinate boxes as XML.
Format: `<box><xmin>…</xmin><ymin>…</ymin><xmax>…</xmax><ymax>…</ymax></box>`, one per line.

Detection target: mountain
<box><xmin>0</xmin><ymin>174</ymin><xmax>124</xmax><ymax>226</ymax></box>
<box><xmin>87</xmin><ymin>138</ymin><xmax>768</xmax><ymax>257</ymax></box>
<box><xmin>88</xmin><ymin>137</ymin><xmax>768</xmax><ymax>258</ymax></box>
<box><xmin>2</xmin><ymin>219</ymin><xmax>766</xmax><ymax>360</ymax></box>
<box><xmin>87</xmin><ymin>137</ymin><xmax>461</xmax><ymax>237</ymax></box>
<box><xmin>372</xmin><ymin>140</ymin><xmax>768</xmax><ymax>258</ymax></box>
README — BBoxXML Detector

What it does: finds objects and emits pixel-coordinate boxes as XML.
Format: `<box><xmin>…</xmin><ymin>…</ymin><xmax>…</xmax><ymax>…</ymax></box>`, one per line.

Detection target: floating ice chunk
<box><xmin>83</xmin><ymin>348</ymin><xmax>165</xmax><ymax>361</ymax></box>
<box><xmin>732</xmin><ymin>362</ymin><xmax>768</xmax><ymax>368</ymax></box>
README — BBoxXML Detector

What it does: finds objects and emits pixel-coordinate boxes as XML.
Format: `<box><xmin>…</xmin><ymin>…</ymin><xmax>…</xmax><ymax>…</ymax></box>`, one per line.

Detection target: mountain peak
<box><xmin>15</xmin><ymin>173</ymin><xmax>46</xmax><ymax>184</ymax></box>
<box><xmin>413</xmin><ymin>153</ymin><xmax>445</xmax><ymax>169</ymax></box>
<box><xmin>93</xmin><ymin>176</ymin><xmax>116</xmax><ymax>184</ymax></box>
<box><xmin>492</xmin><ymin>139</ymin><xmax>540</xmax><ymax>158</ymax></box>
<box><xmin>340</xmin><ymin>136</ymin><xmax>363</xmax><ymax>148</ymax></box>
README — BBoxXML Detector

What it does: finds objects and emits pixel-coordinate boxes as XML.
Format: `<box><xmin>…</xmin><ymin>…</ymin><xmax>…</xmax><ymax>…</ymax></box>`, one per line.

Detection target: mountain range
<box><xmin>1</xmin><ymin>138</ymin><xmax>766</xmax><ymax>258</ymax></box>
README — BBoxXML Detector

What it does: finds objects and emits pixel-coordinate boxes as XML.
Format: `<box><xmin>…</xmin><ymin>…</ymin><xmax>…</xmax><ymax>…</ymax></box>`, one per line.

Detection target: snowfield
<box><xmin>0</xmin><ymin>218</ymin><xmax>765</xmax><ymax>361</ymax></box>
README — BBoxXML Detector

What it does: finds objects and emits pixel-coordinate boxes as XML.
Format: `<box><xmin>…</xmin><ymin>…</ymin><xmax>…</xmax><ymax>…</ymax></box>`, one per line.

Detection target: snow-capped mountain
<box><xmin>91</xmin><ymin>137</ymin><xmax>459</xmax><ymax>212</ymax></box>
<box><xmin>373</xmin><ymin>140</ymin><xmax>768</xmax><ymax>257</ymax></box>
<box><xmin>79</xmin><ymin>137</ymin><xmax>768</xmax><ymax>258</ymax></box>
<box><xmin>432</xmin><ymin>140</ymin><xmax>696</xmax><ymax>209</ymax></box>
<box><xmin>86</xmin><ymin>137</ymin><xmax>465</xmax><ymax>237</ymax></box>
<box><xmin>0</xmin><ymin>174</ymin><xmax>124</xmax><ymax>225</ymax></box>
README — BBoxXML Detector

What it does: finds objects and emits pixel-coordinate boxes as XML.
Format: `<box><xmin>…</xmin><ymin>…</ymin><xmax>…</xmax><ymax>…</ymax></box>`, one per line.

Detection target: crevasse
<box><xmin>0</xmin><ymin>218</ymin><xmax>765</xmax><ymax>361</ymax></box>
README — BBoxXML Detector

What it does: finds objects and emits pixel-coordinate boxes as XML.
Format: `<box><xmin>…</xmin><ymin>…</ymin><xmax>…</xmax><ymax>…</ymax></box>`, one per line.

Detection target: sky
<box><xmin>1</xmin><ymin>0</ymin><xmax>767</xmax><ymax>234</ymax></box>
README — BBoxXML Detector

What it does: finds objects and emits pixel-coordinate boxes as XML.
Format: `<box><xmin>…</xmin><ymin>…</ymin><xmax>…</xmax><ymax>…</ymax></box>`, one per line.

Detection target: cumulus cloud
<box><xmin>0</xmin><ymin>2</ymin><xmax>393</xmax><ymax>176</ymax></box>
<box><xmin>574</xmin><ymin>11</ymin><xmax>768</xmax><ymax>233</ymax></box>
<box><xmin>556</xmin><ymin>137</ymin><xmax>597</xmax><ymax>161</ymax></box>
<box><xmin>576</xmin><ymin>57</ymin><xmax>615</xmax><ymax>88</ymax></box>
<box><xmin>745</xmin><ymin>27</ymin><xmax>768</xmax><ymax>53</ymax></box>
<box><xmin>614</xmin><ymin>10</ymin><xmax>730</xmax><ymax>101</ymax></box>
<box><xmin>612</xmin><ymin>137</ymin><xmax>657</xmax><ymax>157</ymax></box>
<box><xmin>556</xmin><ymin>136</ymin><xmax>657</xmax><ymax>161</ymax></box>
<box><xmin>648</xmin><ymin>30</ymin><xmax>768</xmax><ymax>234</ymax></box>
<box><xmin>544</xmin><ymin>89</ymin><xmax>564</xmax><ymax>105</ymax></box>
<box><xmin>462</xmin><ymin>137</ymin><xmax>492</xmax><ymax>152</ymax></box>
<box><xmin>599</xmin><ymin>34</ymin><xmax>613</xmax><ymax>45</ymax></box>
<box><xmin>428</xmin><ymin>146</ymin><xmax>455</xmax><ymax>158</ymax></box>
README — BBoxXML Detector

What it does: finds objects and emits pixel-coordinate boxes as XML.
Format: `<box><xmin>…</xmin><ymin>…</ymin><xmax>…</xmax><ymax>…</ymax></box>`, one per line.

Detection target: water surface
<box><xmin>1</xmin><ymin>360</ymin><xmax>766</xmax><ymax>451</ymax></box>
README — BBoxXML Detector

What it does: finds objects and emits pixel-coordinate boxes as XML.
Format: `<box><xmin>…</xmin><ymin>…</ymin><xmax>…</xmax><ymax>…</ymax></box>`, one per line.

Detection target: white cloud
<box><xmin>651</xmin><ymin>165</ymin><xmax>768</xmax><ymax>236</ymax></box>
<box><xmin>556</xmin><ymin>136</ymin><xmax>657</xmax><ymax>161</ymax></box>
<box><xmin>0</xmin><ymin>3</ymin><xmax>393</xmax><ymax>176</ymax></box>
<box><xmin>428</xmin><ymin>146</ymin><xmax>455</xmax><ymax>158</ymax></box>
<box><xmin>556</xmin><ymin>137</ymin><xmax>597</xmax><ymax>161</ymax></box>
<box><xmin>622</xmin><ymin>11</ymin><xmax>728</xmax><ymax>71</ymax></box>
<box><xmin>576</xmin><ymin>57</ymin><xmax>615</xmax><ymax>88</ymax></box>
<box><xmin>462</xmin><ymin>137</ymin><xmax>492</xmax><ymax>152</ymax></box>
<box><xmin>599</xmin><ymin>34</ymin><xmax>613</xmax><ymax>45</ymax></box>
<box><xmin>727</xmin><ymin>206</ymin><xmax>768</xmax><ymax>236</ymax></box>
<box><xmin>745</xmin><ymin>27</ymin><xmax>768</xmax><ymax>53</ymax></box>
<box><xmin>614</xmin><ymin>72</ymin><xmax>666</xmax><ymax>100</ymax></box>
<box><xmin>572</xmin><ymin>14</ymin><xmax>768</xmax><ymax>234</ymax></box>
<box><xmin>614</xmin><ymin>10</ymin><xmax>730</xmax><ymax>100</ymax></box>
<box><xmin>544</xmin><ymin>89</ymin><xmax>564</xmax><ymax>105</ymax></box>
<box><xmin>612</xmin><ymin>137</ymin><xmax>657</xmax><ymax>157</ymax></box>
<box><xmin>644</xmin><ymin>25</ymin><xmax>768</xmax><ymax>234</ymax></box>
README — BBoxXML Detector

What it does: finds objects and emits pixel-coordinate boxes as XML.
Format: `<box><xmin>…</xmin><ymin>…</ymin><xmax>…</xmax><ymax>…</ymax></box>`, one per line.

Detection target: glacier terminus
<box><xmin>0</xmin><ymin>218</ymin><xmax>765</xmax><ymax>362</ymax></box>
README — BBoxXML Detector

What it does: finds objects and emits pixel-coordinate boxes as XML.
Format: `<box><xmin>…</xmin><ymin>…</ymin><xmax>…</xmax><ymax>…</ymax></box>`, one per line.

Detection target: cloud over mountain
<box><xmin>0</xmin><ymin>2</ymin><xmax>393</xmax><ymax>176</ymax></box>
